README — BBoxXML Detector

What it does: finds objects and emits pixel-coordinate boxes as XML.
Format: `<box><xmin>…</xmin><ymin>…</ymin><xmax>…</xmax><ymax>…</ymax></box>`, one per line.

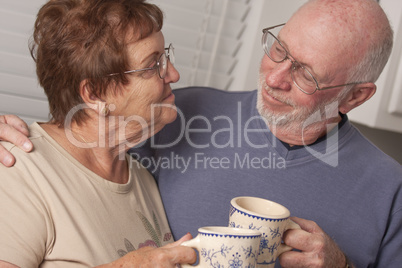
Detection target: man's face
<box><xmin>256</xmin><ymin>18</ymin><xmax>349</xmax><ymax>132</ymax></box>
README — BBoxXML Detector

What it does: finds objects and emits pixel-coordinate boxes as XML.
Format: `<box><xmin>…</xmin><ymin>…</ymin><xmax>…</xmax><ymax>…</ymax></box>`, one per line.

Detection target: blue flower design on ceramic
<box><xmin>270</xmin><ymin>227</ymin><xmax>281</xmax><ymax>239</ymax></box>
<box><xmin>229</xmin><ymin>253</ymin><xmax>243</xmax><ymax>267</ymax></box>
<box><xmin>242</xmin><ymin>245</ymin><xmax>257</xmax><ymax>260</ymax></box>
<box><xmin>267</xmin><ymin>242</ymin><xmax>279</xmax><ymax>255</ymax></box>
<box><xmin>200</xmin><ymin>244</ymin><xmax>258</xmax><ymax>268</ymax></box>
<box><xmin>259</xmin><ymin>234</ymin><xmax>269</xmax><ymax>252</ymax></box>
<box><xmin>228</xmin><ymin>222</ymin><xmax>261</xmax><ymax>232</ymax></box>
<box><xmin>201</xmin><ymin>244</ymin><xmax>233</xmax><ymax>267</ymax></box>
<box><xmin>258</xmin><ymin>227</ymin><xmax>282</xmax><ymax>258</ymax></box>
<box><xmin>228</xmin><ymin>221</ymin><xmax>237</xmax><ymax>228</ymax></box>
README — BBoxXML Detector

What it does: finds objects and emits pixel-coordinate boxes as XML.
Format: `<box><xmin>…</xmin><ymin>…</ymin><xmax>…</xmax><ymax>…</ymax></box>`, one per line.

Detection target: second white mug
<box><xmin>181</xmin><ymin>226</ymin><xmax>261</xmax><ymax>267</ymax></box>
<box><xmin>229</xmin><ymin>196</ymin><xmax>300</xmax><ymax>268</ymax></box>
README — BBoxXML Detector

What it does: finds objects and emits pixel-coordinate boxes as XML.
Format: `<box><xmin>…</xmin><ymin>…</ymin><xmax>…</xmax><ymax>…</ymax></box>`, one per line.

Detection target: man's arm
<box><xmin>0</xmin><ymin>115</ymin><xmax>33</xmax><ymax>167</ymax></box>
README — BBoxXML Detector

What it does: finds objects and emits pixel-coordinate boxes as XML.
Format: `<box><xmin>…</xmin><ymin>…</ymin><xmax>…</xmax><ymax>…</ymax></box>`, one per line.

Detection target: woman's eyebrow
<box><xmin>138</xmin><ymin>51</ymin><xmax>160</xmax><ymax>65</ymax></box>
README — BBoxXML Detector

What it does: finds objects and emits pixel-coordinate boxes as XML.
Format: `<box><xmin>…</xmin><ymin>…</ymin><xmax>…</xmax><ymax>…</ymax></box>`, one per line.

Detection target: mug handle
<box><xmin>277</xmin><ymin>219</ymin><xmax>301</xmax><ymax>255</ymax></box>
<box><xmin>180</xmin><ymin>236</ymin><xmax>201</xmax><ymax>267</ymax></box>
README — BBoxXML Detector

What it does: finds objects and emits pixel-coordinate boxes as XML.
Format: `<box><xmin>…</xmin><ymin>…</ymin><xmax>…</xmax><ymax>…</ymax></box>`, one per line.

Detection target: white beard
<box><xmin>256</xmin><ymin>73</ymin><xmax>343</xmax><ymax>135</ymax></box>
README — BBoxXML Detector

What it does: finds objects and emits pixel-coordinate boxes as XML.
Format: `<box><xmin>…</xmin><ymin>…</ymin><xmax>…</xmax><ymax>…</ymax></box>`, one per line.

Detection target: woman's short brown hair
<box><xmin>30</xmin><ymin>0</ymin><xmax>164</xmax><ymax>125</ymax></box>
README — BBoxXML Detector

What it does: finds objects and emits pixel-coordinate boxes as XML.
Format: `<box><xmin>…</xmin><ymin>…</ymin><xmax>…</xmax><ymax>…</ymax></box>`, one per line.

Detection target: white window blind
<box><xmin>0</xmin><ymin>0</ymin><xmax>49</xmax><ymax>124</ymax></box>
<box><xmin>0</xmin><ymin>0</ymin><xmax>264</xmax><ymax>124</ymax></box>
<box><xmin>150</xmin><ymin>0</ymin><xmax>254</xmax><ymax>90</ymax></box>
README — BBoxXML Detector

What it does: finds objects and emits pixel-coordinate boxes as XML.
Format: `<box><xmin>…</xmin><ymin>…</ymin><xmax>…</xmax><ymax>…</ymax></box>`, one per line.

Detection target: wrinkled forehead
<box><xmin>280</xmin><ymin>8</ymin><xmax>364</xmax><ymax>63</ymax></box>
<box><xmin>276</xmin><ymin>18</ymin><xmax>356</xmax><ymax>83</ymax></box>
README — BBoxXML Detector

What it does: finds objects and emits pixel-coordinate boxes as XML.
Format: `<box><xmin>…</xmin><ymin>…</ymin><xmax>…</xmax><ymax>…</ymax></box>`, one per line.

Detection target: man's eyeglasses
<box><xmin>261</xmin><ymin>24</ymin><xmax>365</xmax><ymax>95</ymax></box>
<box><xmin>109</xmin><ymin>43</ymin><xmax>175</xmax><ymax>79</ymax></box>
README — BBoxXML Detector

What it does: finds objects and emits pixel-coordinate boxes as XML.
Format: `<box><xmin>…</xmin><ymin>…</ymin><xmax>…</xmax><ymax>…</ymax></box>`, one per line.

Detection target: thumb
<box><xmin>164</xmin><ymin>232</ymin><xmax>193</xmax><ymax>248</ymax></box>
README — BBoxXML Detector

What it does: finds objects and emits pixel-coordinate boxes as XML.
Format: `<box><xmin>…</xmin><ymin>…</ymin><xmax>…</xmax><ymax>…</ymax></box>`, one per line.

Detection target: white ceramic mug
<box><xmin>181</xmin><ymin>226</ymin><xmax>261</xmax><ymax>267</ymax></box>
<box><xmin>229</xmin><ymin>197</ymin><xmax>300</xmax><ymax>268</ymax></box>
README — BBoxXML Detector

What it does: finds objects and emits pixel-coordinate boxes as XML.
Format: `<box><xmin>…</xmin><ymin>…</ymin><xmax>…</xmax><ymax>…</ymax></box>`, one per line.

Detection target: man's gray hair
<box><xmin>347</xmin><ymin>24</ymin><xmax>393</xmax><ymax>83</ymax></box>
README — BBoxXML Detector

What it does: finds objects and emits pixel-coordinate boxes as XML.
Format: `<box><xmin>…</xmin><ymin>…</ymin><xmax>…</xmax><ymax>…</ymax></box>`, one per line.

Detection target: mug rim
<box><xmin>198</xmin><ymin>226</ymin><xmax>261</xmax><ymax>237</ymax></box>
<box><xmin>230</xmin><ymin>196</ymin><xmax>290</xmax><ymax>219</ymax></box>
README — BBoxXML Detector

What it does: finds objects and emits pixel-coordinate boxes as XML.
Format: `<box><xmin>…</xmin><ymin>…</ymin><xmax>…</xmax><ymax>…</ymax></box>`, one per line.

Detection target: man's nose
<box><xmin>265</xmin><ymin>58</ymin><xmax>293</xmax><ymax>91</ymax></box>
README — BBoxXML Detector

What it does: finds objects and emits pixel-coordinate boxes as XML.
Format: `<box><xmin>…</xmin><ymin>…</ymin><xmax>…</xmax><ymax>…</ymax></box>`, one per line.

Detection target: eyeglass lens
<box><xmin>158</xmin><ymin>44</ymin><xmax>175</xmax><ymax>79</ymax></box>
<box><xmin>262</xmin><ymin>29</ymin><xmax>318</xmax><ymax>94</ymax></box>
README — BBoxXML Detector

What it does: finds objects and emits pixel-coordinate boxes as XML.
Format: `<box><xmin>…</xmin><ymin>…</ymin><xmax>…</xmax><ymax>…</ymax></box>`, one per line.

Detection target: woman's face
<box><xmin>106</xmin><ymin>31</ymin><xmax>180</xmax><ymax>144</ymax></box>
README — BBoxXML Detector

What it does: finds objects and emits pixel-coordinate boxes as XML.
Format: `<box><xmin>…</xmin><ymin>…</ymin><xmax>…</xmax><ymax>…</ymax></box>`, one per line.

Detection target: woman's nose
<box><xmin>164</xmin><ymin>61</ymin><xmax>180</xmax><ymax>83</ymax></box>
<box><xmin>264</xmin><ymin>58</ymin><xmax>293</xmax><ymax>91</ymax></box>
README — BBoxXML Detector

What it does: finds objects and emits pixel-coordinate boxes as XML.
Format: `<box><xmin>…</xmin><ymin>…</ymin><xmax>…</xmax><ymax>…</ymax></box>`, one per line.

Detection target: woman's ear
<box><xmin>339</xmin><ymin>83</ymin><xmax>376</xmax><ymax>114</ymax></box>
<box><xmin>79</xmin><ymin>80</ymin><xmax>110</xmax><ymax>116</ymax></box>
<box><xmin>79</xmin><ymin>80</ymin><xmax>98</xmax><ymax>109</ymax></box>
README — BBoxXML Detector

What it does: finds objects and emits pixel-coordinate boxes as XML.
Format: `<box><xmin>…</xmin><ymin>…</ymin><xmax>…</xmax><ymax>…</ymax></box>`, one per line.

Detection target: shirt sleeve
<box><xmin>0</xmin><ymin>165</ymin><xmax>51</xmax><ymax>267</ymax></box>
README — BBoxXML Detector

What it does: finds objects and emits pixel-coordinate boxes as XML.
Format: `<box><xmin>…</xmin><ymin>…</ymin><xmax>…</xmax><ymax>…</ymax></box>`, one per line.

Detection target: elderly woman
<box><xmin>0</xmin><ymin>0</ymin><xmax>196</xmax><ymax>266</ymax></box>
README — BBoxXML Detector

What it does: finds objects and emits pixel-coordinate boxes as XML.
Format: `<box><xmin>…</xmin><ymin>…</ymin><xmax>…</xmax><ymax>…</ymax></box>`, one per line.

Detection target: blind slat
<box><xmin>0</xmin><ymin>93</ymin><xmax>49</xmax><ymax>119</ymax></box>
<box><xmin>0</xmin><ymin>9</ymin><xmax>36</xmax><ymax>35</ymax></box>
<box><xmin>160</xmin><ymin>5</ymin><xmax>247</xmax><ymax>38</ymax></box>
<box><xmin>0</xmin><ymin>30</ymin><xmax>30</xmax><ymax>56</ymax></box>
<box><xmin>154</xmin><ymin>0</ymin><xmax>252</xmax><ymax>89</ymax></box>
<box><xmin>0</xmin><ymin>52</ymin><xmax>36</xmax><ymax>78</ymax></box>
<box><xmin>153</xmin><ymin>0</ymin><xmax>248</xmax><ymax>19</ymax></box>
<box><xmin>164</xmin><ymin>27</ymin><xmax>241</xmax><ymax>56</ymax></box>
<box><xmin>0</xmin><ymin>0</ymin><xmax>47</xmax><ymax>15</ymax></box>
<box><xmin>0</xmin><ymin>73</ymin><xmax>44</xmax><ymax>100</ymax></box>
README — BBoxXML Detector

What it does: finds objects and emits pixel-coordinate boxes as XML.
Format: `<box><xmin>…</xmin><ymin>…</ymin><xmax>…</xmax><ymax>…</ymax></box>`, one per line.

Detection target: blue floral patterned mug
<box><xmin>229</xmin><ymin>197</ymin><xmax>300</xmax><ymax>268</ymax></box>
<box><xmin>181</xmin><ymin>226</ymin><xmax>261</xmax><ymax>267</ymax></box>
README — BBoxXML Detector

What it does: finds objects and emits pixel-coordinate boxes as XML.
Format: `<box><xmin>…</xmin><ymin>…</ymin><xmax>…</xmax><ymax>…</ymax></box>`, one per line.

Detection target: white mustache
<box><xmin>262</xmin><ymin>83</ymin><xmax>295</xmax><ymax>107</ymax></box>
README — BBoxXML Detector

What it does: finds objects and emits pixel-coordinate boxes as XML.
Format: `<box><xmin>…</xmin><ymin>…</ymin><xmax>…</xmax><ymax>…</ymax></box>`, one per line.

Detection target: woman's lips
<box><xmin>162</xmin><ymin>91</ymin><xmax>175</xmax><ymax>102</ymax></box>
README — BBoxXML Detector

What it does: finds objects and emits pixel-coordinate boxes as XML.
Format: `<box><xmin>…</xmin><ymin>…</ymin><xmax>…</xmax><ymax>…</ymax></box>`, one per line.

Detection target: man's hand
<box><xmin>0</xmin><ymin>115</ymin><xmax>33</xmax><ymax>167</ymax></box>
<box><xmin>279</xmin><ymin>217</ymin><xmax>348</xmax><ymax>268</ymax></box>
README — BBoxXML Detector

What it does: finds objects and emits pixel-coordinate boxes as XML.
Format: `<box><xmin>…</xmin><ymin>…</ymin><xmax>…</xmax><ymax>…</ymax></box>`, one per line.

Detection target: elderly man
<box><xmin>1</xmin><ymin>0</ymin><xmax>401</xmax><ymax>267</ymax></box>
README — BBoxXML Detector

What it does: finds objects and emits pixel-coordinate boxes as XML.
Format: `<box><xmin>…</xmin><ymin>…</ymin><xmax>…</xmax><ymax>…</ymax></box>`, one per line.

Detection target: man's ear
<box><xmin>339</xmin><ymin>82</ymin><xmax>376</xmax><ymax>114</ymax></box>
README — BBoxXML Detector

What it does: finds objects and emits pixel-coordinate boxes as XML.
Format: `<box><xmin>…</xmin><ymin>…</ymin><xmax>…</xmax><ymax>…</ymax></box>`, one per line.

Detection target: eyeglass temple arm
<box><xmin>262</xmin><ymin>23</ymin><xmax>286</xmax><ymax>33</ymax></box>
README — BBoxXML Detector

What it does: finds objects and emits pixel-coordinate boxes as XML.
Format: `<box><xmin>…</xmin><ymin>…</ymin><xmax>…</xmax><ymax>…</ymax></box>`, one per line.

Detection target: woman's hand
<box><xmin>0</xmin><ymin>115</ymin><xmax>33</xmax><ymax>167</ymax></box>
<box><xmin>97</xmin><ymin>233</ymin><xmax>197</xmax><ymax>268</ymax></box>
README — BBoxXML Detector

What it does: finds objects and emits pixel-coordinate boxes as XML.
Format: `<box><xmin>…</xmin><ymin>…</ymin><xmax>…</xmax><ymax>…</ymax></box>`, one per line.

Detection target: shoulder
<box><xmin>341</xmin><ymin>121</ymin><xmax>402</xmax><ymax>181</ymax></box>
<box><xmin>347</xmin><ymin>123</ymin><xmax>400</xmax><ymax>164</ymax></box>
<box><xmin>0</xmin><ymin>123</ymin><xmax>41</xmax><ymax>158</ymax></box>
<box><xmin>0</xmin><ymin>123</ymin><xmax>59</xmax><ymax>176</ymax></box>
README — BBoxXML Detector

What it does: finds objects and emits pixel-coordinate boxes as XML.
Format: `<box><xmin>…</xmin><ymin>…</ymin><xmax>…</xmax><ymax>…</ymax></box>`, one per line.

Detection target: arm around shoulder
<box><xmin>0</xmin><ymin>115</ymin><xmax>32</xmax><ymax>167</ymax></box>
